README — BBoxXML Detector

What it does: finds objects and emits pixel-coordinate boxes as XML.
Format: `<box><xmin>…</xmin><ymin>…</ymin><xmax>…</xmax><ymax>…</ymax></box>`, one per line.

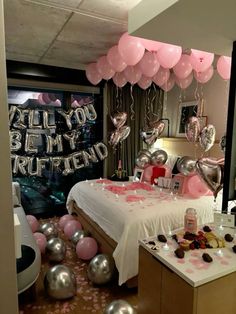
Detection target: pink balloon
<box><xmin>175</xmin><ymin>72</ymin><xmax>193</xmax><ymax>89</ymax></box>
<box><xmin>156</xmin><ymin>43</ymin><xmax>182</xmax><ymax>69</ymax></box>
<box><xmin>96</xmin><ymin>56</ymin><xmax>115</xmax><ymax>80</ymax></box>
<box><xmin>59</xmin><ymin>214</ymin><xmax>75</xmax><ymax>229</ymax></box>
<box><xmin>33</xmin><ymin>232</ymin><xmax>47</xmax><ymax>254</ymax></box>
<box><xmin>107</xmin><ymin>45</ymin><xmax>127</xmax><ymax>72</ymax></box>
<box><xmin>160</xmin><ymin>74</ymin><xmax>175</xmax><ymax>92</ymax></box>
<box><xmin>112</xmin><ymin>72</ymin><xmax>127</xmax><ymax>88</ymax></box>
<box><xmin>185</xmin><ymin>174</ymin><xmax>210</xmax><ymax>198</ymax></box>
<box><xmin>152</xmin><ymin>67</ymin><xmax>170</xmax><ymax>86</ymax></box>
<box><xmin>217</xmin><ymin>56</ymin><xmax>231</xmax><ymax>80</ymax></box>
<box><xmin>194</xmin><ymin>66</ymin><xmax>214</xmax><ymax>83</ymax></box>
<box><xmin>118</xmin><ymin>32</ymin><xmax>145</xmax><ymax>66</ymax></box>
<box><xmin>85</xmin><ymin>63</ymin><xmax>102</xmax><ymax>85</ymax></box>
<box><xmin>124</xmin><ymin>65</ymin><xmax>142</xmax><ymax>85</ymax></box>
<box><xmin>139</xmin><ymin>38</ymin><xmax>163</xmax><ymax>52</ymax></box>
<box><xmin>138</xmin><ymin>75</ymin><xmax>152</xmax><ymax>90</ymax></box>
<box><xmin>64</xmin><ymin>220</ymin><xmax>82</xmax><ymax>239</ymax></box>
<box><xmin>138</xmin><ymin>51</ymin><xmax>160</xmax><ymax>77</ymax></box>
<box><xmin>26</xmin><ymin>215</ymin><xmax>39</xmax><ymax>233</ymax></box>
<box><xmin>76</xmin><ymin>237</ymin><xmax>98</xmax><ymax>260</ymax></box>
<box><xmin>190</xmin><ymin>49</ymin><xmax>214</xmax><ymax>73</ymax></box>
<box><xmin>173</xmin><ymin>54</ymin><xmax>192</xmax><ymax>79</ymax></box>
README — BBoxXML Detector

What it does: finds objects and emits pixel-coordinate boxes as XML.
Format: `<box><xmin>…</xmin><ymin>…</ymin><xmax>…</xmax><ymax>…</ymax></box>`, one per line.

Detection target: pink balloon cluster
<box><xmin>85</xmin><ymin>32</ymin><xmax>231</xmax><ymax>90</ymax></box>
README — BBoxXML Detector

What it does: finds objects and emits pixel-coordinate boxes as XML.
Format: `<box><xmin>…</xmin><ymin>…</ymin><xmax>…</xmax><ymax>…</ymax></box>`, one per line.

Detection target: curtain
<box><xmin>105</xmin><ymin>81</ymin><xmax>164</xmax><ymax>177</ymax></box>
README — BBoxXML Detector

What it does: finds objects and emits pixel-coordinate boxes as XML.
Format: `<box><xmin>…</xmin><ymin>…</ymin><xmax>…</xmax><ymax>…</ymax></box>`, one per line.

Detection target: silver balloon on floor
<box><xmin>45</xmin><ymin>237</ymin><xmax>66</xmax><ymax>262</ymax></box>
<box><xmin>87</xmin><ymin>254</ymin><xmax>116</xmax><ymax>285</ymax></box>
<box><xmin>104</xmin><ymin>300</ymin><xmax>136</xmax><ymax>314</ymax></box>
<box><xmin>44</xmin><ymin>265</ymin><xmax>77</xmax><ymax>300</ymax></box>
<box><xmin>39</xmin><ymin>222</ymin><xmax>58</xmax><ymax>239</ymax></box>
<box><xmin>71</xmin><ymin>229</ymin><xmax>90</xmax><ymax>245</ymax></box>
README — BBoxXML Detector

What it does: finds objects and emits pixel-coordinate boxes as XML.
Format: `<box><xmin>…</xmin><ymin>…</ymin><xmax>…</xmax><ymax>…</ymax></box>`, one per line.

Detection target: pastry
<box><xmin>157</xmin><ymin>234</ymin><xmax>167</xmax><ymax>243</ymax></box>
<box><xmin>224</xmin><ymin>234</ymin><xmax>234</xmax><ymax>242</ymax></box>
<box><xmin>174</xmin><ymin>248</ymin><xmax>185</xmax><ymax>259</ymax></box>
<box><xmin>202</xmin><ymin>253</ymin><xmax>213</xmax><ymax>263</ymax></box>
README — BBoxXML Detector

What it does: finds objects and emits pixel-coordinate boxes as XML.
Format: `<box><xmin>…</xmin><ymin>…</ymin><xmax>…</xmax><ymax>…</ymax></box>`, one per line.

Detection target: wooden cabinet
<box><xmin>138</xmin><ymin>246</ymin><xmax>236</xmax><ymax>314</ymax></box>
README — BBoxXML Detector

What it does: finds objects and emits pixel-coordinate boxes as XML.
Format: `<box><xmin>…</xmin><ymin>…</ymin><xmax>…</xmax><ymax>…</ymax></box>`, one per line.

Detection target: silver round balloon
<box><xmin>39</xmin><ymin>222</ymin><xmax>58</xmax><ymax>239</ymax></box>
<box><xmin>104</xmin><ymin>300</ymin><xmax>136</xmax><ymax>314</ymax></box>
<box><xmin>45</xmin><ymin>237</ymin><xmax>66</xmax><ymax>262</ymax></box>
<box><xmin>137</xmin><ymin>149</ymin><xmax>152</xmax><ymax>158</ymax></box>
<box><xmin>87</xmin><ymin>254</ymin><xmax>116</xmax><ymax>285</ymax></box>
<box><xmin>177</xmin><ymin>156</ymin><xmax>196</xmax><ymax>176</ymax></box>
<box><xmin>135</xmin><ymin>153</ymin><xmax>151</xmax><ymax>169</ymax></box>
<box><xmin>44</xmin><ymin>265</ymin><xmax>77</xmax><ymax>300</ymax></box>
<box><xmin>71</xmin><ymin>229</ymin><xmax>90</xmax><ymax>245</ymax></box>
<box><xmin>151</xmin><ymin>149</ymin><xmax>168</xmax><ymax>166</ymax></box>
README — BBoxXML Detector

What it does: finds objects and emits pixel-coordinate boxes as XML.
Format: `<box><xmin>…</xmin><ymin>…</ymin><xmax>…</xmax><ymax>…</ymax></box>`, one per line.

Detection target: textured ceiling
<box><xmin>4</xmin><ymin>0</ymin><xmax>142</xmax><ymax>70</ymax></box>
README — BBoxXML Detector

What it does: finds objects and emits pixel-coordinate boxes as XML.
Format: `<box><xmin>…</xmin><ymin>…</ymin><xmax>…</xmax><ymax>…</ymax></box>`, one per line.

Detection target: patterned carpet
<box><xmin>19</xmin><ymin>216</ymin><xmax>138</xmax><ymax>314</ymax></box>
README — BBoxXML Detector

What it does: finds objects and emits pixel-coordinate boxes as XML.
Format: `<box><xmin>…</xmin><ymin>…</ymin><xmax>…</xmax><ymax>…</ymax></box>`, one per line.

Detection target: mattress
<box><xmin>66</xmin><ymin>179</ymin><xmax>221</xmax><ymax>285</ymax></box>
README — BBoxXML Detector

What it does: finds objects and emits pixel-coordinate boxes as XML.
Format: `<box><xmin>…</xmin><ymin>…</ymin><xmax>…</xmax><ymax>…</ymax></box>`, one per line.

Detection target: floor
<box><xmin>18</xmin><ymin>216</ymin><xmax>138</xmax><ymax>314</ymax></box>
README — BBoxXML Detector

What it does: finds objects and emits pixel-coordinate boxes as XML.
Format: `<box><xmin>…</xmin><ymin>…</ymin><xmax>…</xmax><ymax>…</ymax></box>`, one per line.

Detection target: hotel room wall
<box><xmin>165</xmin><ymin>72</ymin><xmax>229</xmax><ymax>140</ymax></box>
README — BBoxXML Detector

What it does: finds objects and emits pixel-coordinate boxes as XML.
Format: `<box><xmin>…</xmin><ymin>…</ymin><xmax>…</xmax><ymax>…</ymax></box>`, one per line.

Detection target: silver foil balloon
<box><xmin>87</xmin><ymin>254</ymin><xmax>116</xmax><ymax>285</ymax></box>
<box><xmin>110</xmin><ymin>111</ymin><xmax>127</xmax><ymax>129</ymax></box>
<box><xmin>196</xmin><ymin>159</ymin><xmax>223</xmax><ymax>199</ymax></box>
<box><xmin>39</xmin><ymin>222</ymin><xmax>58</xmax><ymax>239</ymax></box>
<box><xmin>135</xmin><ymin>153</ymin><xmax>151</xmax><ymax>169</ymax></box>
<box><xmin>199</xmin><ymin>124</ymin><xmax>216</xmax><ymax>152</ymax></box>
<box><xmin>118</xmin><ymin>125</ymin><xmax>131</xmax><ymax>142</ymax></box>
<box><xmin>137</xmin><ymin>149</ymin><xmax>152</xmax><ymax>158</ymax></box>
<box><xmin>140</xmin><ymin>120</ymin><xmax>165</xmax><ymax>145</ymax></box>
<box><xmin>185</xmin><ymin>116</ymin><xmax>200</xmax><ymax>143</ymax></box>
<box><xmin>71</xmin><ymin>230</ymin><xmax>90</xmax><ymax>245</ymax></box>
<box><xmin>104</xmin><ymin>300</ymin><xmax>136</xmax><ymax>314</ymax></box>
<box><xmin>45</xmin><ymin>237</ymin><xmax>66</xmax><ymax>262</ymax></box>
<box><xmin>151</xmin><ymin>149</ymin><xmax>168</xmax><ymax>166</ymax></box>
<box><xmin>177</xmin><ymin>156</ymin><xmax>196</xmax><ymax>176</ymax></box>
<box><xmin>44</xmin><ymin>265</ymin><xmax>77</xmax><ymax>300</ymax></box>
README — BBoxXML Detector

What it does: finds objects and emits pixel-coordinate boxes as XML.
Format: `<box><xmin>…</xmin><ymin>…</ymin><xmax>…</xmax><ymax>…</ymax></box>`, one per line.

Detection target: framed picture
<box><xmin>133</xmin><ymin>168</ymin><xmax>144</xmax><ymax>182</ymax></box>
<box><xmin>176</xmin><ymin>101</ymin><xmax>199</xmax><ymax>137</ymax></box>
<box><xmin>171</xmin><ymin>175</ymin><xmax>185</xmax><ymax>195</ymax></box>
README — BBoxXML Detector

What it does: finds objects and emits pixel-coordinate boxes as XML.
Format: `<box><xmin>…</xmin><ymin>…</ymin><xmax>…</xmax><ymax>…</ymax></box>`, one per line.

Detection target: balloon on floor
<box><xmin>104</xmin><ymin>299</ymin><xmax>136</xmax><ymax>314</ymax></box>
<box><xmin>44</xmin><ymin>265</ymin><xmax>77</xmax><ymax>300</ymax></box>
<box><xmin>87</xmin><ymin>254</ymin><xmax>116</xmax><ymax>285</ymax></box>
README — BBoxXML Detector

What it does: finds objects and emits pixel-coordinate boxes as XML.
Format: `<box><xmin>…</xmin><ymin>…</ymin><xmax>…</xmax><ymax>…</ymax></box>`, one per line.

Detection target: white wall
<box><xmin>165</xmin><ymin>71</ymin><xmax>229</xmax><ymax>141</ymax></box>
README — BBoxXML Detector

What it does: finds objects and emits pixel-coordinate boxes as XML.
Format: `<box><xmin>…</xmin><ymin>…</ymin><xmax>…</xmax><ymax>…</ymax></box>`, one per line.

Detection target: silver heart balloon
<box><xmin>141</xmin><ymin>120</ymin><xmax>165</xmax><ymax>145</ymax></box>
<box><xmin>199</xmin><ymin>124</ymin><xmax>216</xmax><ymax>152</ymax></box>
<box><xmin>185</xmin><ymin>116</ymin><xmax>200</xmax><ymax>143</ymax></box>
<box><xmin>196</xmin><ymin>159</ymin><xmax>223</xmax><ymax>199</ymax></box>
<box><xmin>177</xmin><ymin>156</ymin><xmax>196</xmax><ymax>176</ymax></box>
<box><xmin>151</xmin><ymin>149</ymin><xmax>168</xmax><ymax>166</ymax></box>
<box><xmin>109</xmin><ymin>125</ymin><xmax>130</xmax><ymax>148</ymax></box>
<box><xmin>110</xmin><ymin>111</ymin><xmax>127</xmax><ymax>129</ymax></box>
<box><xmin>119</xmin><ymin>125</ymin><xmax>131</xmax><ymax>142</ymax></box>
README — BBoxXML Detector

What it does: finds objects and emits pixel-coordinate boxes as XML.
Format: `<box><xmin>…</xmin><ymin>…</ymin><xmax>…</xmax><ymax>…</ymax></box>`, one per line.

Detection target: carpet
<box><xmin>19</xmin><ymin>216</ymin><xmax>138</xmax><ymax>314</ymax></box>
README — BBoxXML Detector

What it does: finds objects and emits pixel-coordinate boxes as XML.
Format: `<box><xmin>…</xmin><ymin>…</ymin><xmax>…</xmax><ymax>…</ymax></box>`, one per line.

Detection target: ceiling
<box><xmin>4</xmin><ymin>0</ymin><xmax>142</xmax><ymax>70</ymax></box>
<box><xmin>129</xmin><ymin>0</ymin><xmax>236</xmax><ymax>57</ymax></box>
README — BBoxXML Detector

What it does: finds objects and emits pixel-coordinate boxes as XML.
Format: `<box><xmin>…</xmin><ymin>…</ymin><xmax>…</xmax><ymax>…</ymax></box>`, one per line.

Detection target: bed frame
<box><xmin>71</xmin><ymin>201</ymin><xmax>137</xmax><ymax>288</ymax></box>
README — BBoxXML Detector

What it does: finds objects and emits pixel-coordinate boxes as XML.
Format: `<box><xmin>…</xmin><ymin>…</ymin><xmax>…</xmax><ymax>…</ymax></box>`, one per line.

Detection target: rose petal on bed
<box><xmin>96</xmin><ymin>179</ymin><xmax>112</xmax><ymax>184</ymax></box>
<box><xmin>126</xmin><ymin>195</ymin><xmax>146</xmax><ymax>202</ymax></box>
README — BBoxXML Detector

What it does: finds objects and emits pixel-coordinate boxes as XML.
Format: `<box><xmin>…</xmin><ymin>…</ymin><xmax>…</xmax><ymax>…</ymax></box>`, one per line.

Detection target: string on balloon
<box><xmin>115</xmin><ymin>85</ymin><xmax>120</xmax><ymax>111</ymax></box>
<box><xmin>146</xmin><ymin>86</ymin><xmax>152</xmax><ymax>126</ymax></box>
<box><xmin>130</xmin><ymin>85</ymin><xmax>135</xmax><ymax>120</ymax></box>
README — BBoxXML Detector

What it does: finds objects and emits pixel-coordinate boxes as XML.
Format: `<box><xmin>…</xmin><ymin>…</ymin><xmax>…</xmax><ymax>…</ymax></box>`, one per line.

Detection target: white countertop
<box><xmin>139</xmin><ymin>226</ymin><xmax>236</xmax><ymax>287</ymax></box>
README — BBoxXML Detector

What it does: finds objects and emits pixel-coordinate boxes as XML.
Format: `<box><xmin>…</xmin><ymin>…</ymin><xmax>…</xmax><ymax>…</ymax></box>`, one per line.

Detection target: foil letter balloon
<box><xmin>140</xmin><ymin>120</ymin><xmax>165</xmax><ymax>145</ymax></box>
<box><xmin>199</xmin><ymin>124</ymin><xmax>216</xmax><ymax>152</ymax></box>
<box><xmin>185</xmin><ymin>116</ymin><xmax>200</xmax><ymax>143</ymax></box>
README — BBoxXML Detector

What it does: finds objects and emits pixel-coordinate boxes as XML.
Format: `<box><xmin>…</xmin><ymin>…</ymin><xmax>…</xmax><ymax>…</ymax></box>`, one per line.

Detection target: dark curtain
<box><xmin>105</xmin><ymin>81</ymin><xmax>164</xmax><ymax>177</ymax></box>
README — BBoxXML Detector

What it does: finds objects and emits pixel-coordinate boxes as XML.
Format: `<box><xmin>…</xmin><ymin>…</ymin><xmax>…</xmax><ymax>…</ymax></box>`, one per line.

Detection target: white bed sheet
<box><xmin>66</xmin><ymin>179</ymin><xmax>222</xmax><ymax>285</ymax></box>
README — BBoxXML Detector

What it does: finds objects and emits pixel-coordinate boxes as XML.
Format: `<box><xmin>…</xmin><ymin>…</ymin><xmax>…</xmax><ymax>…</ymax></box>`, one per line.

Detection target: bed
<box><xmin>66</xmin><ymin>179</ymin><xmax>221</xmax><ymax>286</ymax></box>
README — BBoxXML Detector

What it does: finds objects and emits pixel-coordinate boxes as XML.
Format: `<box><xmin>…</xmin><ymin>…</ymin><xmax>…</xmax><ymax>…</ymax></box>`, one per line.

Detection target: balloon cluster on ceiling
<box><xmin>85</xmin><ymin>32</ymin><xmax>232</xmax><ymax>91</ymax></box>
